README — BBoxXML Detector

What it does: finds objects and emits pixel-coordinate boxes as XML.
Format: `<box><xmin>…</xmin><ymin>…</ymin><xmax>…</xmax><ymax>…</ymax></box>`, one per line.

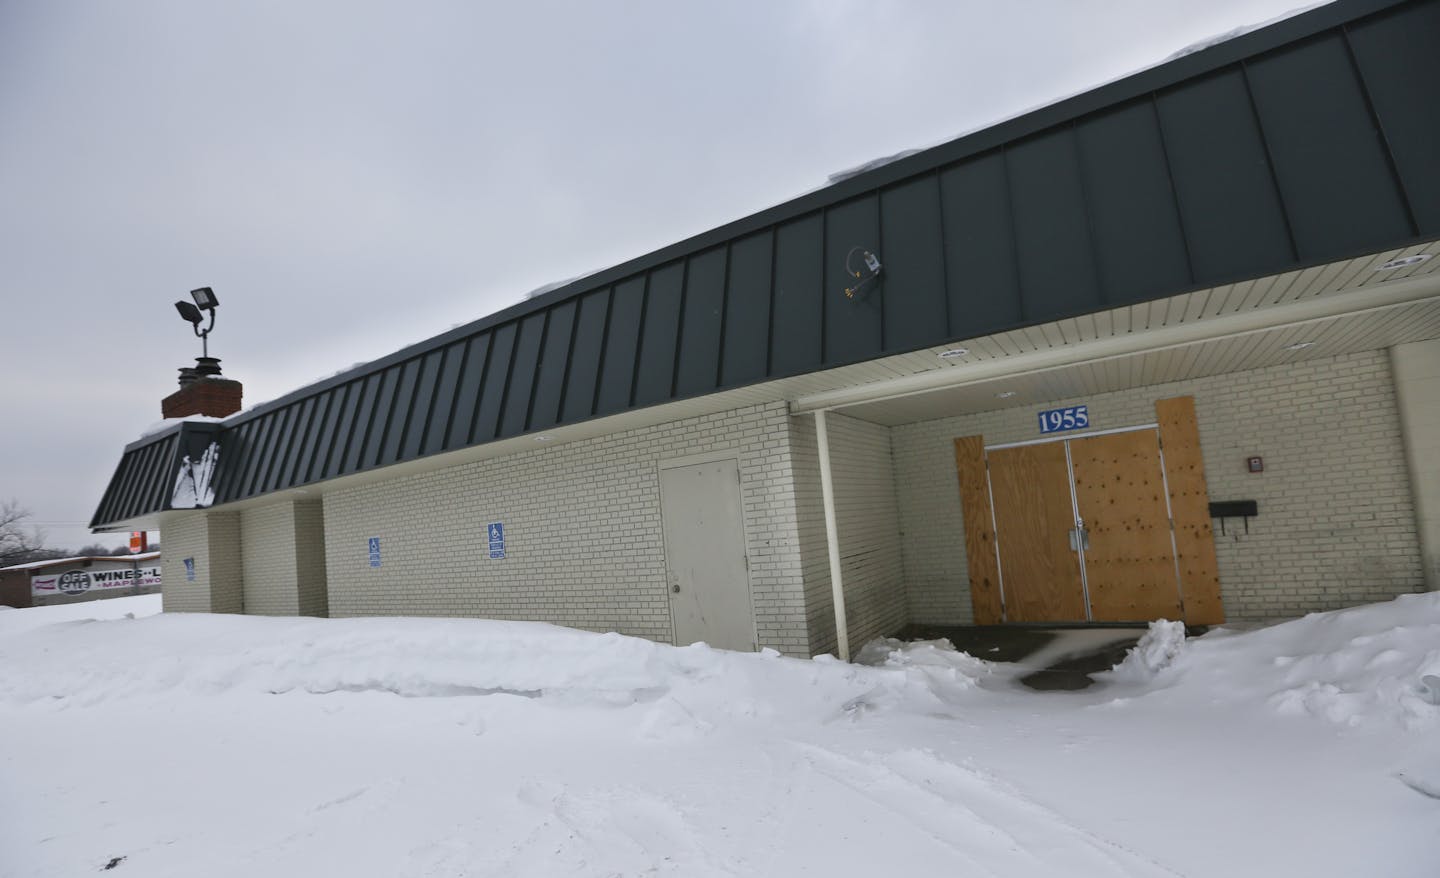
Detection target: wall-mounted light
<box><xmin>843</xmin><ymin>247</ymin><xmax>883</xmax><ymax>300</ymax></box>
<box><xmin>938</xmin><ymin>348</ymin><xmax>969</xmax><ymax>360</ymax></box>
<box><xmin>1284</xmin><ymin>341</ymin><xmax>1316</xmax><ymax>351</ymax></box>
<box><xmin>1377</xmin><ymin>254</ymin><xmax>1431</xmax><ymax>271</ymax></box>
<box><xmin>995</xmin><ymin>391</ymin><xmax>1017</xmax><ymax>399</ymax></box>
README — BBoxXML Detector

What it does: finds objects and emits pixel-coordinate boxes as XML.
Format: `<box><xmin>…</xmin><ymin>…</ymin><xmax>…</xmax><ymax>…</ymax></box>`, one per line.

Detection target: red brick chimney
<box><xmin>162</xmin><ymin>356</ymin><xmax>243</xmax><ymax>419</ymax></box>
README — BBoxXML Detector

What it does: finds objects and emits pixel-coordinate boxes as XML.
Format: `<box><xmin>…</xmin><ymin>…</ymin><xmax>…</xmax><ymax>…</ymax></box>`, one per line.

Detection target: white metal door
<box><xmin>659</xmin><ymin>458</ymin><xmax>755</xmax><ymax>652</ymax></box>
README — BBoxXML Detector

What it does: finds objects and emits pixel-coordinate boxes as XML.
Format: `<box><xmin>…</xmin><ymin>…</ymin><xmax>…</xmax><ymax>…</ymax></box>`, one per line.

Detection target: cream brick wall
<box><xmin>160</xmin><ymin>509</ymin><xmax>242</xmax><ymax>613</ymax></box>
<box><xmin>1391</xmin><ymin>339</ymin><xmax>1440</xmax><ymax>590</ymax></box>
<box><xmin>241</xmin><ymin>504</ymin><xmax>299</xmax><ymax>616</ymax></box>
<box><xmin>237</xmin><ymin>500</ymin><xmax>330</xmax><ymax>617</ymax></box>
<box><xmin>294</xmin><ymin>501</ymin><xmax>329</xmax><ymax>617</ymax></box>
<box><xmin>792</xmin><ymin>412</ymin><xmax>908</xmax><ymax>656</ymax></box>
<box><xmin>321</xmin><ymin>402</ymin><xmax>812</xmax><ymax>656</ymax></box>
<box><xmin>893</xmin><ymin>349</ymin><xmax>1425</xmax><ymax>624</ymax></box>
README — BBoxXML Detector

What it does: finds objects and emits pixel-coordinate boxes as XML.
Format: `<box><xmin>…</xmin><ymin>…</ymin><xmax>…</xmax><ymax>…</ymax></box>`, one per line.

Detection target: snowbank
<box><xmin>2</xmin><ymin>594</ymin><xmax>1435</xmax><ymax>877</ymax></box>
<box><xmin>1108</xmin><ymin>619</ymin><xmax>1186</xmax><ymax>682</ymax></box>
<box><xmin>1104</xmin><ymin>593</ymin><xmax>1440</xmax><ymax>731</ymax></box>
<box><xmin>0</xmin><ymin>593</ymin><xmax>161</xmax><ymax>639</ymax></box>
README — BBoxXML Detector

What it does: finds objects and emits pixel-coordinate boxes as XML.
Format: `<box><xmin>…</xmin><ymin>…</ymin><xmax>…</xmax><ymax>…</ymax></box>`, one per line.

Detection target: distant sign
<box><xmin>1038</xmin><ymin>405</ymin><xmax>1090</xmax><ymax>435</ymax></box>
<box><xmin>368</xmin><ymin>537</ymin><xmax>382</xmax><ymax>568</ymax></box>
<box><xmin>184</xmin><ymin>558</ymin><xmax>196</xmax><ymax>581</ymax></box>
<box><xmin>487</xmin><ymin>522</ymin><xmax>505</xmax><ymax>560</ymax></box>
<box><xmin>35</xmin><ymin>564</ymin><xmax>163</xmax><ymax>597</ymax></box>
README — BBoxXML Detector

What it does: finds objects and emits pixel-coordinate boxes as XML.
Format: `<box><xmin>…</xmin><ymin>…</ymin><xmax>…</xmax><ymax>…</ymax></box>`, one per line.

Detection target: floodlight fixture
<box><xmin>173</xmin><ymin>285</ymin><xmax>219</xmax><ymax>357</ymax></box>
<box><xmin>190</xmin><ymin>286</ymin><xmax>219</xmax><ymax>310</ymax></box>
<box><xmin>175</xmin><ymin>300</ymin><xmax>203</xmax><ymax>325</ymax></box>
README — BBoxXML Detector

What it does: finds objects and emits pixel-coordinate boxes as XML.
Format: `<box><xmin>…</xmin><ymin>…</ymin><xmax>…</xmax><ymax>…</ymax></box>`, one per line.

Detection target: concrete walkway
<box><xmin>895</xmin><ymin>624</ymin><xmax>1148</xmax><ymax>691</ymax></box>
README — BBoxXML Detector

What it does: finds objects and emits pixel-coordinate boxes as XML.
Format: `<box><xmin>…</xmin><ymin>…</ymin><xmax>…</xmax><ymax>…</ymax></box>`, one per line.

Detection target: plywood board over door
<box><xmin>953</xmin><ymin>436</ymin><xmax>1002</xmax><ymax>624</ymax></box>
<box><xmin>987</xmin><ymin>442</ymin><xmax>1088</xmax><ymax>622</ymax></box>
<box><xmin>1070</xmin><ymin>429</ymin><xmax>1182</xmax><ymax>622</ymax></box>
<box><xmin>1156</xmin><ymin>396</ymin><xmax>1224</xmax><ymax>624</ymax></box>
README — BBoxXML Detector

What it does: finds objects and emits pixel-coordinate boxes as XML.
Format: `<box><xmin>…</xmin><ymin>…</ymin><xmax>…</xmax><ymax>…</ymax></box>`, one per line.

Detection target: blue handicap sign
<box><xmin>183</xmin><ymin>557</ymin><xmax>196</xmax><ymax>581</ymax></box>
<box><xmin>368</xmin><ymin>536</ymin><xmax>382</xmax><ymax>568</ymax></box>
<box><xmin>487</xmin><ymin>522</ymin><xmax>505</xmax><ymax>560</ymax></box>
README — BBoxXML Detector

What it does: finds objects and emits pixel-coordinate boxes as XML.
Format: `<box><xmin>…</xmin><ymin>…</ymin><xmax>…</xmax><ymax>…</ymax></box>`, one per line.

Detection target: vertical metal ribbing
<box><xmin>1063</xmin><ymin>438</ymin><xmax>1092</xmax><ymax>622</ymax></box>
<box><xmin>1068</xmin><ymin>120</ymin><xmax>1109</xmax><ymax>304</ymax></box>
<box><xmin>668</xmin><ymin>259</ymin><xmax>690</xmax><ymax>398</ymax></box>
<box><xmin>1238</xmin><ymin>60</ymin><xmax>1301</xmax><ymax>262</ymax></box>
<box><xmin>982</xmin><ymin>452</ymin><xmax>1008</xmax><ymax>623</ymax></box>
<box><xmin>1149</xmin><ymin>91</ymin><xmax>1198</xmax><ymax>286</ymax></box>
<box><xmin>713</xmin><ymin>242</ymin><xmax>732</xmax><ymax>389</ymax></box>
<box><xmin>522</xmin><ymin>310</ymin><xmax>552</xmax><ymax>433</ymax></box>
<box><xmin>1339</xmin><ymin>25</ymin><xmax>1420</xmax><ymax>237</ymax></box>
<box><xmin>932</xmin><ymin>168</ymin><xmax>953</xmax><ymax>340</ymax></box>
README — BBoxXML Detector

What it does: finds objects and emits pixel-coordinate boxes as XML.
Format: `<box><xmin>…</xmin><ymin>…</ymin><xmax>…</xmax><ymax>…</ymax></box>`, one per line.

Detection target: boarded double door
<box><xmin>986</xmin><ymin>428</ymin><xmax>1182</xmax><ymax>623</ymax></box>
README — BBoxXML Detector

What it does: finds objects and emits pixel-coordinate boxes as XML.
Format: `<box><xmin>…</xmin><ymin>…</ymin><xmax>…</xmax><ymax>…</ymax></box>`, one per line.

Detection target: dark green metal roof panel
<box><xmin>92</xmin><ymin>0</ymin><xmax>1440</xmax><ymax>528</ymax></box>
<box><xmin>719</xmin><ymin>231</ymin><xmax>774</xmax><ymax>386</ymax></box>
<box><xmin>595</xmin><ymin>277</ymin><xmax>644</xmax><ymax>416</ymax></box>
<box><xmin>530</xmin><ymin>301</ymin><xmax>577</xmax><ymax>431</ymax></box>
<box><xmin>501</xmin><ymin>316</ymin><xmax>545</xmax><ymax>437</ymax></box>
<box><xmin>91</xmin><ymin>424</ymin><xmax>225</xmax><ymax>528</ymax></box>
<box><xmin>1075</xmin><ymin>100</ymin><xmax>1194</xmax><ymax>305</ymax></box>
<box><xmin>878</xmin><ymin>175</ymin><xmax>947</xmax><ymax>353</ymax></box>
<box><xmin>940</xmin><ymin>153</ymin><xmax>1023</xmax><ymax>335</ymax></box>
<box><xmin>473</xmin><ymin>322</ymin><xmax>516</xmax><ymax>440</ymax></box>
<box><xmin>1154</xmin><ymin>69</ymin><xmax>1298</xmax><ymax>283</ymax></box>
<box><xmin>563</xmin><ymin>292</ymin><xmax>608</xmax><ymax>423</ymax></box>
<box><xmin>770</xmin><ymin>212</ymin><xmax>824</xmax><ymax>375</ymax></box>
<box><xmin>426</xmin><ymin>341</ymin><xmax>468</xmax><ymax>455</ymax></box>
<box><xmin>634</xmin><ymin>262</ymin><xmax>685</xmax><ymax>407</ymax></box>
<box><xmin>1349</xmin><ymin>1</ymin><xmax>1440</xmax><ymax>234</ymax></box>
<box><xmin>1246</xmin><ymin>32</ymin><xmax>1415</xmax><ymax>259</ymax></box>
<box><xmin>823</xmin><ymin>196</ymin><xmax>883</xmax><ymax>365</ymax></box>
<box><xmin>675</xmin><ymin>247</ymin><xmax>726</xmax><ymax>397</ymax></box>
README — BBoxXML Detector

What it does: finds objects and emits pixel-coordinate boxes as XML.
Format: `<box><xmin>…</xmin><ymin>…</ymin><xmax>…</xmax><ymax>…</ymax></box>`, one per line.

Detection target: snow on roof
<box><xmin>1163</xmin><ymin>2</ymin><xmax>1330</xmax><ymax>61</ymax></box>
<box><xmin>140</xmin><ymin>414</ymin><xmax>229</xmax><ymax>438</ymax></box>
<box><xmin>819</xmin><ymin>3</ymin><xmax>1328</xmax><ymax>192</ymax></box>
<box><xmin>0</xmin><ymin>551</ymin><xmax>161</xmax><ymax>572</ymax></box>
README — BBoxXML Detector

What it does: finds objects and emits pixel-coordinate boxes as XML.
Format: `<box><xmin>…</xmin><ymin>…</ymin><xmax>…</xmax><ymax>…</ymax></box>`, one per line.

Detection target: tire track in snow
<box><xmin>481</xmin><ymin>781</ymin><xmax>742</xmax><ymax>877</ymax></box>
<box><xmin>796</xmin><ymin>744</ymin><xmax>1185</xmax><ymax>877</ymax></box>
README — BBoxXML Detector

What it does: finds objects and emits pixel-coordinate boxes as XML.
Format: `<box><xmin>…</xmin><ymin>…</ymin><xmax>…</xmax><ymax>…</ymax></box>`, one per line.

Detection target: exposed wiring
<box><xmin>843</xmin><ymin>247</ymin><xmax>883</xmax><ymax>299</ymax></box>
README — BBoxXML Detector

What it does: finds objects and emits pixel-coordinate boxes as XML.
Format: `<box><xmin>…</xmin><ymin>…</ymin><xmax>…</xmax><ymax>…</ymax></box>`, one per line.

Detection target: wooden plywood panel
<box><xmin>1071</xmin><ymin>430</ymin><xmax>1182</xmax><ymax>622</ymax></box>
<box><xmin>953</xmin><ymin>436</ymin><xmax>1002</xmax><ymax>625</ymax></box>
<box><xmin>1156</xmin><ymin>396</ymin><xmax>1225</xmax><ymax>624</ymax></box>
<box><xmin>987</xmin><ymin>442</ymin><xmax>1087</xmax><ymax>622</ymax></box>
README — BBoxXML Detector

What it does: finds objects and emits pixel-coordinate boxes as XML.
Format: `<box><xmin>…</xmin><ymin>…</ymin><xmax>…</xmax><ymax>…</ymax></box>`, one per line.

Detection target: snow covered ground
<box><xmin>1</xmin><ymin>593</ymin><xmax>1436</xmax><ymax>877</ymax></box>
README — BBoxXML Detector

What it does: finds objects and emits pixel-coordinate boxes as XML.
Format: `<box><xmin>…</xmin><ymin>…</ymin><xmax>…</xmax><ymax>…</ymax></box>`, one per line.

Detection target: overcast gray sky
<box><xmin>1</xmin><ymin>0</ymin><xmax>1315</xmax><ymax>553</ymax></box>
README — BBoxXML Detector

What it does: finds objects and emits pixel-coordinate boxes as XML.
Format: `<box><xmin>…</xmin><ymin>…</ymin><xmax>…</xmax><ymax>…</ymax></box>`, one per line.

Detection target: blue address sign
<box><xmin>1038</xmin><ymin>405</ymin><xmax>1090</xmax><ymax>435</ymax></box>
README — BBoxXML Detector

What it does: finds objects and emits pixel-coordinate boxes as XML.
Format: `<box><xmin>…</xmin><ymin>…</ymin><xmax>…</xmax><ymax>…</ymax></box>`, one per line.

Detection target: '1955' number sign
<box><xmin>1038</xmin><ymin>405</ymin><xmax>1090</xmax><ymax>434</ymax></box>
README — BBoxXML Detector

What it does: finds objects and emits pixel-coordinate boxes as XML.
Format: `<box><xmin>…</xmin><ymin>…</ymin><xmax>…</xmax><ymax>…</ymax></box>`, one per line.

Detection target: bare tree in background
<box><xmin>0</xmin><ymin>500</ymin><xmax>48</xmax><ymax>567</ymax></box>
<box><xmin>75</xmin><ymin>543</ymin><xmax>131</xmax><ymax>557</ymax></box>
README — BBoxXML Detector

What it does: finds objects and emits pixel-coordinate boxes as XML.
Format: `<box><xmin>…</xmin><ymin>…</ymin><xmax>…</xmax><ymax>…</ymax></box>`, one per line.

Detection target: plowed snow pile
<box><xmin>1102</xmin><ymin>592</ymin><xmax>1440</xmax><ymax>730</ymax></box>
<box><xmin>1</xmin><ymin>593</ymin><xmax>1435</xmax><ymax>877</ymax></box>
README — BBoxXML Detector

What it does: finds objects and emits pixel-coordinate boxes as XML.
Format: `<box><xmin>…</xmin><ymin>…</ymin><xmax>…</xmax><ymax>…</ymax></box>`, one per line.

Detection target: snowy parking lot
<box><xmin>1</xmin><ymin>593</ymin><xmax>1436</xmax><ymax>877</ymax></box>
